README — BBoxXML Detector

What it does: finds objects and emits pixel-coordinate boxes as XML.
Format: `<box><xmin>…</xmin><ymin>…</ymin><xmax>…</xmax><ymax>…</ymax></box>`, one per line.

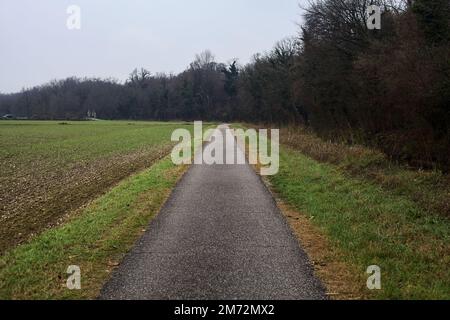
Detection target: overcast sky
<box><xmin>0</xmin><ymin>0</ymin><xmax>305</xmax><ymax>93</ymax></box>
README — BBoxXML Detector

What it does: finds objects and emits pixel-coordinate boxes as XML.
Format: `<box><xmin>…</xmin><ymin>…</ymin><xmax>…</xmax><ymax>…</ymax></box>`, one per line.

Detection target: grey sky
<box><xmin>0</xmin><ymin>0</ymin><xmax>305</xmax><ymax>93</ymax></box>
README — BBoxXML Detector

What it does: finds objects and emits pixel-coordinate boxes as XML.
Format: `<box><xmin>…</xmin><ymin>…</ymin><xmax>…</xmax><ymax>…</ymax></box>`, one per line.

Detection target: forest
<box><xmin>1</xmin><ymin>0</ymin><xmax>449</xmax><ymax>170</ymax></box>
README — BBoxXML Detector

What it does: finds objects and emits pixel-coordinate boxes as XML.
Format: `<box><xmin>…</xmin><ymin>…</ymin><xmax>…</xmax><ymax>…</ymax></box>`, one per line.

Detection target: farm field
<box><xmin>0</xmin><ymin>156</ymin><xmax>188</xmax><ymax>299</ymax></box>
<box><xmin>0</xmin><ymin>120</ymin><xmax>193</xmax><ymax>253</ymax></box>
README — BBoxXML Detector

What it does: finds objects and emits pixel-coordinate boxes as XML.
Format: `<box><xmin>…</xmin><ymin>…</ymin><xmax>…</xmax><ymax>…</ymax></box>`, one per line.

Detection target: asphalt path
<box><xmin>100</xmin><ymin>126</ymin><xmax>326</xmax><ymax>300</ymax></box>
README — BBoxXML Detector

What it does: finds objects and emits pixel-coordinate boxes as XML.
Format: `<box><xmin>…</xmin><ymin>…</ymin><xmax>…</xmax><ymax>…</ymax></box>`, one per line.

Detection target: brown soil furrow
<box><xmin>0</xmin><ymin>145</ymin><xmax>173</xmax><ymax>253</ymax></box>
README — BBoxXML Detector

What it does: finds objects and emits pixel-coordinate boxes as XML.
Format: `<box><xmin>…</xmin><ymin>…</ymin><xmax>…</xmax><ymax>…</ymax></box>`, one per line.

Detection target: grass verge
<box><xmin>269</xmin><ymin>147</ymin><xmax>449</xmax><ymax>299</ymax></box>
<box><xmin>0</xmin><ymin>157</ymin><xmax>187</xmax><ymax>299</ymax></box>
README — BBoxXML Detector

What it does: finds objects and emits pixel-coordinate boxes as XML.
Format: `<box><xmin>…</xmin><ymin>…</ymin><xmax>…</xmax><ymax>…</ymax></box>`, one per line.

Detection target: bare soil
<box><xmin>0</xmin><ymin>145</ymin><xmax>172</xmax><ymax>253</ymax></box>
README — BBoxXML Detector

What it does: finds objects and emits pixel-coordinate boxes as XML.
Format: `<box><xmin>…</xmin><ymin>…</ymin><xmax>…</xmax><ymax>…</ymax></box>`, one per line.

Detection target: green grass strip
<box><xmin>270</xmin><ymin>147</ymin><xmax>449</xmax><ymax>299</ymax></box>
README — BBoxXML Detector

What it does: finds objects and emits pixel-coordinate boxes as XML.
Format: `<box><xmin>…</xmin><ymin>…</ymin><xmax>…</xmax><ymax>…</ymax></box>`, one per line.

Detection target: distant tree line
<box><xmin>1</xmin><ymin>0</ymin><xmax>448</xmax><ymax>170</ymax></box>
<box><xmin>0</xmin><ymin>50</ymin><xmax>234</xmax><ymax>122</ymax></box>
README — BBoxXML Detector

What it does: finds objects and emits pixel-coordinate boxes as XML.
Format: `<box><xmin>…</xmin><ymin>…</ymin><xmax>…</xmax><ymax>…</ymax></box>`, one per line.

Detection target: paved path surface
<box><xmin>100</xmin><ymin>126</ymin><xmax>327</xmax><ymax>300</ymax></box>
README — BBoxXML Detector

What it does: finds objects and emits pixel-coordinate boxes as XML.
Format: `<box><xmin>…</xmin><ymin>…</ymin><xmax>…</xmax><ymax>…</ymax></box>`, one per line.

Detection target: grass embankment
<box><xmin>0</xmin><ymin>157</ymin><xmax>187</xmax><ymax>299</ymax></box>
<box><xmin>0</xmin><ymin>121</ymin><xmax>192</xmax><ymax>251</ymax></box>
<box><xmin>265</xmin><ymin>127</ymin><xmax>449</xmax><ymax>299</ymax></box>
